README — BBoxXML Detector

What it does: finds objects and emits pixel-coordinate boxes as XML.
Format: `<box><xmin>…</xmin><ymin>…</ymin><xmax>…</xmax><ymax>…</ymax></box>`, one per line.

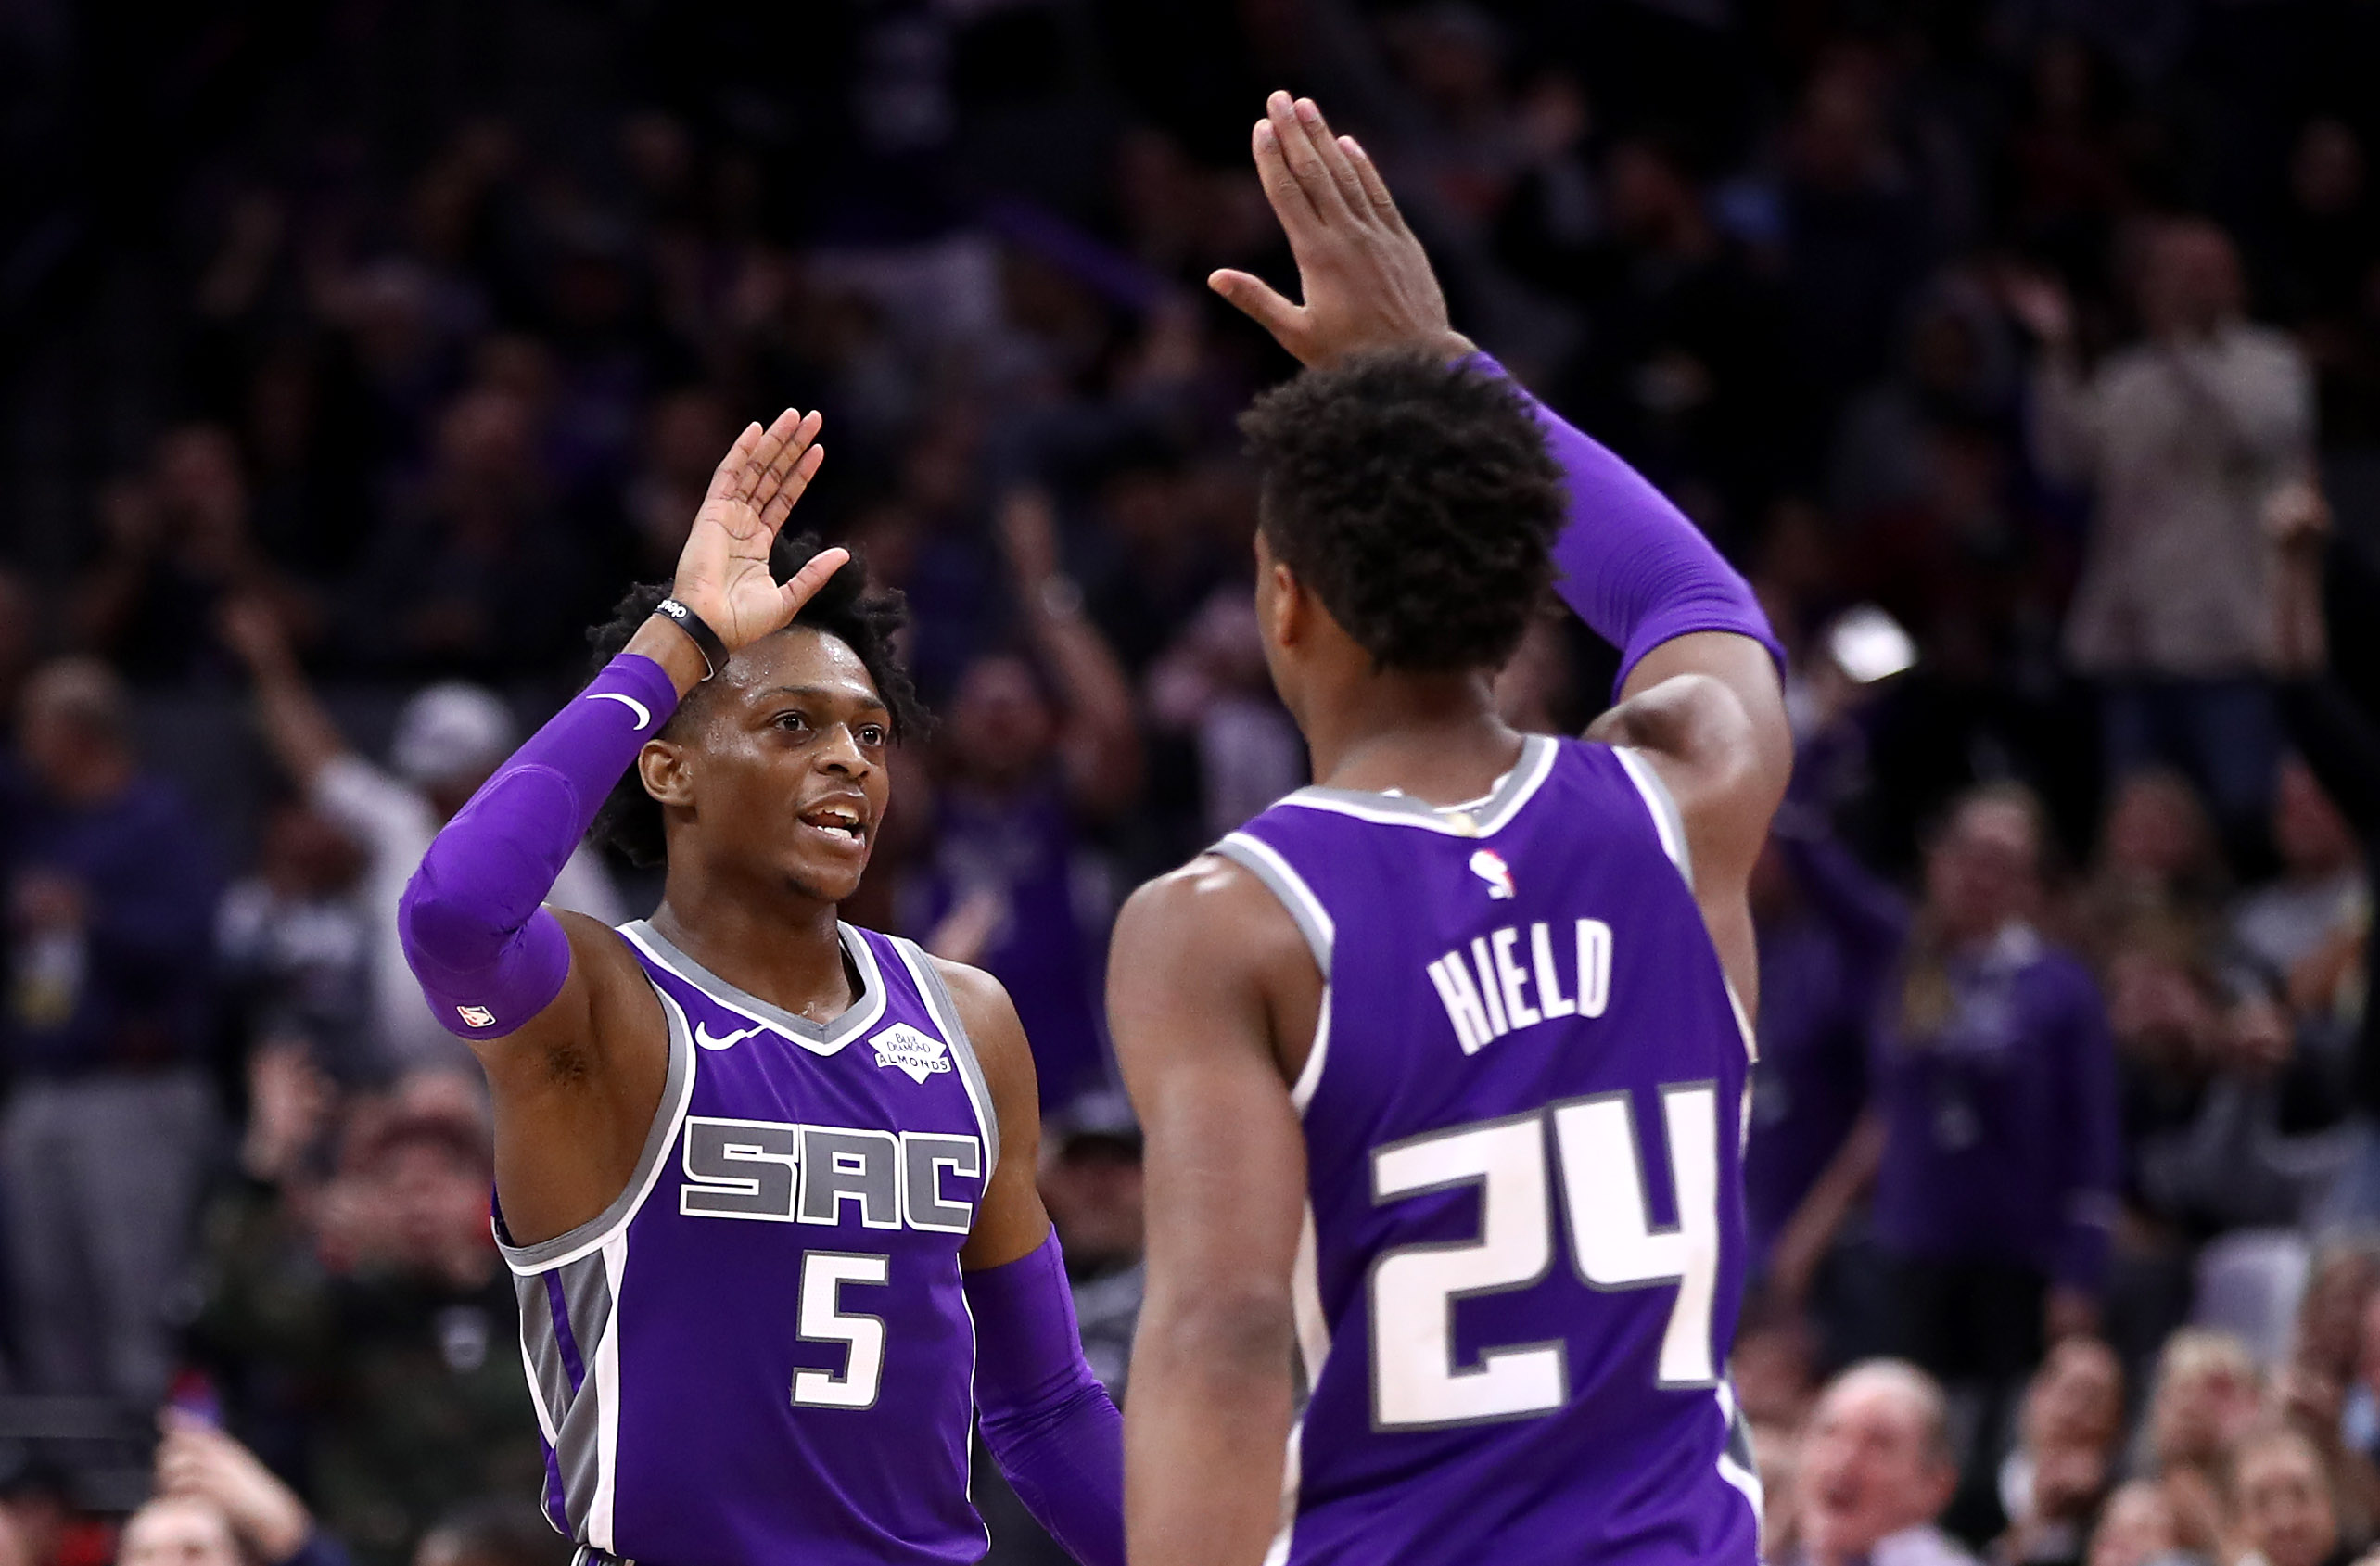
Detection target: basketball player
<box><xmin>1108</xmin><ymin>93</ymin><xmax>1793</xmax><ymax>1566</ymax></box>
<box><xmin>397</xmin><ymin>411</ymin><xmax>1122</xmax><ymax>1566</ymax></box>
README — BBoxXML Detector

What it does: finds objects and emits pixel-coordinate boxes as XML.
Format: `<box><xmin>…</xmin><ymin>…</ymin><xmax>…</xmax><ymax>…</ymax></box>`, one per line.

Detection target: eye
<box><xmin>775</xmin><ymin>711</ymin><xmax>809</xmax><ymax>732</ymax></box>
<box><xmin>857</xmin><ymin>724</ymin><xmax>888</xmax><ymax>747</ymax></box>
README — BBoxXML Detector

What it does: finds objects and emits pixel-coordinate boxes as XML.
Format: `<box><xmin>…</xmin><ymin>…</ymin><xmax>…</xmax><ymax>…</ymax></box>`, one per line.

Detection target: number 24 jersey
<box><xmin>1215</xmin><ymin>734</ymin><xmax>1762</xmax><ymax>1566</ymax></box>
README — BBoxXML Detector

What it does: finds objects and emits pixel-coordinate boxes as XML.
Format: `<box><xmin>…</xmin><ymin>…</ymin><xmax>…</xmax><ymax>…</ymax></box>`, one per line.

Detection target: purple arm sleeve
<box><xmin>398</xmin><ymin>654</ymin><xmax>681</xmax><ymax>1039</ymax></box>
<box><xmin>1472</xmin><ymin>355</ymin><xmax>1786</xmax><ymax>695</ymax></box>
<box><xmin>965</xmin><ymin>1229</ymin><xmax>1125</xmax><ymax>1566</ymax></box>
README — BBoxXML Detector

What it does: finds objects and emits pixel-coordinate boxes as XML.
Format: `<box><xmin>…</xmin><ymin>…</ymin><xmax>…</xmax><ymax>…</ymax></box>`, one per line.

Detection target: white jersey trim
<box><xmin>1289</xmin><ymin>988</ymin><xmax>1331</xmax><ymax>1117</ymax></box>
<box><xmin>588</xmin><ymin>1229</ymin><xmax>629</xmax><ymax>1553</ymax></box>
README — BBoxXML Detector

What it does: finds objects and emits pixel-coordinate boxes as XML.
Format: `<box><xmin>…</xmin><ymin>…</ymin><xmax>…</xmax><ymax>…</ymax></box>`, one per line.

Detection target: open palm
<box><xmin>671</xmin><ymin>409</ymin><xmax>844</xmax><ymax>651</ymax></box>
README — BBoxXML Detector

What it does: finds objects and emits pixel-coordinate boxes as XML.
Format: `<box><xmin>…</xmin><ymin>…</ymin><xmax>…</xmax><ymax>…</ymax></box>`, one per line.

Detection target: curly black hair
<box><xmin>1239</xmin><ymin>348</ymin><xmax>1564</xmax><ymax>673</ymax></box>
<box><xmin>585</xmin><ymin>532</ymin><xmax>927</xmax><ymax>868</ymax></box>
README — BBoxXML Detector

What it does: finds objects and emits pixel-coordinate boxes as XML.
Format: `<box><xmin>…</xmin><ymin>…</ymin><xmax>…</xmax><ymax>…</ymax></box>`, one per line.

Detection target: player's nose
<box><xmin>814</xmin><ymin>722</ymin><xmax>872</xmax><ymax>776</ymax></box>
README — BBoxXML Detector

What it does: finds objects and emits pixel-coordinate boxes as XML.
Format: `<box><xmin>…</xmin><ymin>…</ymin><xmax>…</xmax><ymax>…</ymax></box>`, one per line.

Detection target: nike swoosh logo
<box><xmin>694</xmin><ymin>1021</ymin><xmax>769</xmax><ymax>1051</ymax></box>
<box><xmin>589</xmin><ymin>691</ymin><xmax>653</xmax><ymax>731</ymax></box>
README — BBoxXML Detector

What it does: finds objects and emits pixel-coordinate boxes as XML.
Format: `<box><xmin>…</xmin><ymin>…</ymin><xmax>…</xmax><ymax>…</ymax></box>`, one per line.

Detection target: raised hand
<box><xmin>670</xmin><ymin>409</ymin><xmax>844</xmax><ymax>652</ymax></box>
<box><xmin>1209</xmin><ymin>92</ymin><xmax>1472</xmax><ymax>367</ymax></box>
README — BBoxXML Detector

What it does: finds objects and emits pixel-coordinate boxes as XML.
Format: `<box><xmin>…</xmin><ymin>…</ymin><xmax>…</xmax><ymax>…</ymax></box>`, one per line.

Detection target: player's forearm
<box><xmin>400</xmin><ymin>640</ymin><xmax>692</xmax><ymax>1039</ymax></box>
<box><xmin>1125</xmin><ymin>1297</ymin><xmax>1296</xmax><ymax>1566</ymax></box>
<box><xmin>1475</xmin><ymin>359</ymin><xmax>1782</xmax><ymax>694</ymax></box>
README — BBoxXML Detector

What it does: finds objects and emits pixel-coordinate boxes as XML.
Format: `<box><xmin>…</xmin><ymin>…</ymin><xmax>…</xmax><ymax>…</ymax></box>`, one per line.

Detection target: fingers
<box><xmin>777</xmin><ymin>546</ymin><xmax>853</xmax><ymax>620</ymax></box>
<box><xmin>1264</xmin><ymin>91</ymin><xmax>1355</xmax><ymax>226</ymax></box>
<box><xmin>1251</xmin><ymin>114</ymin><xmax>1322</xmax><ymax>245</ymax></box>
<box><xmin>758</xmin><ymin>433</ymin><xmax>828</xmax><ymax>535</ymax></box>
<box><xmin>755</xmin><ymin>409</ymin><xmax>825</xmax><ymax>533</ymax></box>
<box><xmin>1288</xmin><ymin>96</ymin><xmax>1370</xmax><ymax>223</ymax></box>
<box><xmin>701</xmin><ymin>421</ymin><xmax>766</xmax><ymax>511</ymax></box>
<box><xmin>736</xmin><ymin>408</ymin><xmax>808</xmax><ymax>512</ymax></box>
<box><xmin>1338</xmin><ymin>134</ymin><xmax>1407</xmax><ymax>231</ymax></box>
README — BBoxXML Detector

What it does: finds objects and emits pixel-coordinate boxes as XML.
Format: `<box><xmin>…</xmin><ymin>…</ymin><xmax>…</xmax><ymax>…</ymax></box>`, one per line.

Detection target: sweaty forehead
<box><xmin>719</xmin><ymin>624</ymin><xmax>882</xmax><ymax>706</ymax></box>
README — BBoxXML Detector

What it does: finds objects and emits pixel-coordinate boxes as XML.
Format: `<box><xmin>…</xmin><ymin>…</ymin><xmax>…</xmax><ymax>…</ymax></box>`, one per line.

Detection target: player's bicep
<box><xmin>1590</xmin><ymin>633</ymin><xmax>1790</xmax><ymax>890</ymax></box>
<box><xmin>1109</xmin><ymin>871</ymin><xmax>1307</xmax><ymax>1339</ymax></box>
<box><xmin>936</xmin><ymin>961</ymin><xmax>1054</xmax><ymax>1272</ymax></box>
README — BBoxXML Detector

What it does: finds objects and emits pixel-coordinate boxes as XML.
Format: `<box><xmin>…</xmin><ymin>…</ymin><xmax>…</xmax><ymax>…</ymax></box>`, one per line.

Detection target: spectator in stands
<box><xmin>216</xmin><ymin>803</ymin><xmax>375</xmax><ymax>1084</ymax></box>
<box><xmin>2234</xmin><ymin>759</ymin><xmax>2367</xmax><ymax>989</ymax></box>
<box><xmin>117</xmin><ymin>1497</ymin><xmax>241</xmax><ymax>1566</ymax></box>
<box><xmin>2015</xmin><ymin>220</ymin><xmax>2315</xmax><ymax>846</ymax></box>
<box><xmin>151</xmin><ymin>1410</ymin><xmax>351</xmax><ymax>1566</ymax></box>
<box><xmin>73</xmin><ymin>429</ymin><xmax>306</xmax><ymax>688</ymax></box>
<box><xmin>1980</xmin><ymin>1337</ymin><xmax>2126</xmax><ymax>1565</ymax></box>
<box><xmin>1785</xmin><ymin>783</ymin><xmax>2119</xmax><ymax>1454</ymax></box>
<box><xmin>1789</xmin><ymin>1359</ymin><xmax>1974</xmax><ymax>1566</ymax></box>
<box><xmin>0</xmin><ymin>659</ymin><xmax>223</xmax><ymax>1407</ymax></box>
<box><xmin>2234</xmin><ymin>1422</ymin><xmax>2353</xmax><ymax>1566</ymax></box>
<box><xmin>220</xmin><ymin>598</ymin><xmax>620</xmax><ymax>1072</ymax></box>
<box><xmin>1037</xmin><ymin>1089</ymin><xmax>1145</xmax><ymax>1397</ymax></box>
<box><xmin>2143</xmin><ymin>1330</ymin><xmax>2264</xmax><ymax>1549</ymax></box>
<box><xmin>909</xmin><ymin>490</ymin><xmax>1139</xmax><ymax>1109</ymax></box>
<box><xmin>2083</xmin><ymin>1482</ymin><xmax>2194</xmax><ymax>1566</ymax></box>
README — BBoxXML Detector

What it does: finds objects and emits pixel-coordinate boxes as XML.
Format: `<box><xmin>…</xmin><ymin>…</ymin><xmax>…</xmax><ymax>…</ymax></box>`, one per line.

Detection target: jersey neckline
<box><xmin>617</xmin><ymin>918</ymin><xmax>889</xmax><ymax>1056</ymax></box>
<box><xmin>1275</xmin><ymin>732</ymin><xmax>1559</xmax><ymax>837</ymax></box>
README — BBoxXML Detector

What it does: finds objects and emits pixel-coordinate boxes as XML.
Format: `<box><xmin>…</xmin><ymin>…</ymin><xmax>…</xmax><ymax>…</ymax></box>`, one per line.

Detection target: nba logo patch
<box><xmin>871</xmin><ymin>1023</ymin><xmax>952</xmax><ymax>1084</ymax></box>
<box><xmin>1469</xmin><ymin>848</ymin><xmax>1516</xmax><ymax>900</ymax></box>
<box><xmin>456</xmin><ymin>1004</ymin><xmax>497</xmax><ymax>1029</ymax></box>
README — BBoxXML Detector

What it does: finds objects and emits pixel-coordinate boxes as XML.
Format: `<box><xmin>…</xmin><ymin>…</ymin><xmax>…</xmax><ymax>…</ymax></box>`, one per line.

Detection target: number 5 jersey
<box><xmin>1213</xmin><ymin>733</ymin><xmax>1762</xmax><ymax>1566</ymax></box>
<box><xmin>494</xmin><ymin>920</ymin><xmax>1000</xmax><ymax>1566</ymax></box>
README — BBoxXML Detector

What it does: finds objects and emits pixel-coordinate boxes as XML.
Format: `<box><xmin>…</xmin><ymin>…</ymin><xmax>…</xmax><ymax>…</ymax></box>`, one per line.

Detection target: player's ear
<box><xmin>1265</xmin><ymin>557</ymin><xmax>1307</xmax><ymax>649</ymax></box>
<box><xmin>639</xmin><ymin>739</ymin><xmax>694</xmax><ymax>808</ymax></box>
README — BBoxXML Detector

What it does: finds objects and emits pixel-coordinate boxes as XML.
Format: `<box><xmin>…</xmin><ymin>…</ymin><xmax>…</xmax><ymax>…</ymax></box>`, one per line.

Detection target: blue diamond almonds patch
<box><xmin>870</xmin><ymin>1022</ymin><xmax>952</xmax><ymax>1083</ymax></box>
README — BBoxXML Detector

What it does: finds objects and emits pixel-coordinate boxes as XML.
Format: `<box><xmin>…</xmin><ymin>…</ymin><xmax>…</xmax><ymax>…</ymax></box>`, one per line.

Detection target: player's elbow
<box><xmin>1140</xmin><ymin>1284</ymin><xmax>1295</xmax><ymax>1385</ymax></box>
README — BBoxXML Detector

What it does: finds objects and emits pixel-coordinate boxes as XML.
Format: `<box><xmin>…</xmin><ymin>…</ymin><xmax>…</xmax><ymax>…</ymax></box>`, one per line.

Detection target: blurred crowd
<box><xmin>3</xmin><ymin>0</ymin><xmax>2380</xmax><ymax>1563</ymax></box>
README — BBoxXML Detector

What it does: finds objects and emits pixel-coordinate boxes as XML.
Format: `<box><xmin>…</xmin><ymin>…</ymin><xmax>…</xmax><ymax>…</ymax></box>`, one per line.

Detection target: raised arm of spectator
<box><xmin>219</xmin><ymin>595</ymin><xmax>351</xmax><ymax>792</ymax></box>
<box><xmin>155</xmin><ymin>1410</ymin><xmax>354</xmax><ymax>1566</ymax></box>
<box><xmin>1207</xmin><ymin>90</ymin><xmax>1790</xmax><ymax>1009</ymax></box>
<box><xmin>2005</xmin><ymin>271</ymin><xmax>2101</xmax><ymax>487</ymax></box>
<box><xmin>996</xmin><ymin>488</ymin><xmax>1142</xmax><ymax>819</ymax></box>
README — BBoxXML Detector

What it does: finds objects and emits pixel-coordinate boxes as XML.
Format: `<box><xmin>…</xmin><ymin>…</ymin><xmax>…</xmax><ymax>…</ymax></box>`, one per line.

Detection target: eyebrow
<box><xmin>758</xmin><ymin>684</ymin><xmax>890</xmax><ymax>714</ymax></box>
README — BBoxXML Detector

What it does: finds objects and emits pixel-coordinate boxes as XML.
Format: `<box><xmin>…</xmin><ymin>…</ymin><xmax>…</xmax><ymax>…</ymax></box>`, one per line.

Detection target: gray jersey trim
<box><xmin>499</xmin><ymin>983</ymin><xmax>698</xmax><ymax>1275</ymax></box>
<box><xmin>1273</xmin><ymin>734</ymin><xmax>1559</xmax><ymax>839</ymax></box>
<box><xmin>1212</xmin><ymin>833</ymin><xmax>1335</xmax><ymax>974</ymax></box>
<box><xmin>1612</xmin><ymin>746</ymin><xmax>1695</xmax><ymax>885</ymax></box>
<box><xmin>617</xmin><ymin>919</ymin><xmax>888</xmax><ymax>1055</ymax></box>
<box><xmin>510</xmin><ymin>1248</ymin><xmax>617</xmax><ymax>1537</ymax></box>
<box><xmin>890</xmin><ymin>938</ymin><xmax>1001</xmax><ymax>1186</ymax></box>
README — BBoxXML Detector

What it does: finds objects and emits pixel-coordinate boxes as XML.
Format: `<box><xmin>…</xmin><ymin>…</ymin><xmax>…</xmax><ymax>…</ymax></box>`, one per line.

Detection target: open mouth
<box><xmin>797</xmin><ymin>802</ymin><xmax>868</xmax><ymax>847</ymax></box>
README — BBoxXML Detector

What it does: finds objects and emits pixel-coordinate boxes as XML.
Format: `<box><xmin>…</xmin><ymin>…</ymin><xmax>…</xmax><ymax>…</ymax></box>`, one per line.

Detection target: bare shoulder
<box><xmin>1110</xmin><ymin>851</ymin><xmax>1317</xmax><ymax>1082</ymax></box>
<box><xmin>923</xmin><ymin>954</ymin><xmax>1040</xmax><ymax>1132</ymax></box>
<box><xmin>1111</xmin><ymin>852</ymin><xmax>1305</xmax><ymax>987</ymax></box>
<box><xmin>925</xmin><ymin>955</ymin><xmax>1029</xmax><ymax>1057</ymax></box>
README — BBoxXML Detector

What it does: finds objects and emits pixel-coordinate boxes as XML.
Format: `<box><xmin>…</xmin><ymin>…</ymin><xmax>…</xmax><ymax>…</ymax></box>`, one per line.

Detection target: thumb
<box><xmin>1208</xmin><ymin>270</ymin><xmax>1306</xmax><ymax>354</ymax></box>
<box><xmin>775</xmin><ymin>546</ymin><xmax>853</xmax><ymax>623</ymax></box>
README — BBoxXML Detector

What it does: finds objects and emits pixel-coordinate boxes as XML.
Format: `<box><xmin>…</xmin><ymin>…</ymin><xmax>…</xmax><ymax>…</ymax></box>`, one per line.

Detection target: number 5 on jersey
<box><xmin>1368</xmin><ymin>1082</ymin><xmax>1722</xmax><ymax>1430</ymax></box>
<box><xmin>794</xmin><ymin>1252</ymin><xmax>890</xmax><ymax>1409</ymax></box>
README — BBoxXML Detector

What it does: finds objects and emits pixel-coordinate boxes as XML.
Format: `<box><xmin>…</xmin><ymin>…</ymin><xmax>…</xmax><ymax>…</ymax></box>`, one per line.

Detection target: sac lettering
<box><xmin>1425</xmin><ymin>919</ymin><xmax>1613</xmax><ymax>1054</ymax></box>
<box><xmin>680</xmin><ymin>1116</ymin><xmax>983</xmax><ymax>1230</ymax></box>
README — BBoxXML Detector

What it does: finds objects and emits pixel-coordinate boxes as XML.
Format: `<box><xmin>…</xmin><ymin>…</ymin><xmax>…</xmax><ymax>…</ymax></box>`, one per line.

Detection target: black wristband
<box><xmin>653</xmin><ymin>597</ymin><xmax>728</xmax><ymax>681</ymax></box>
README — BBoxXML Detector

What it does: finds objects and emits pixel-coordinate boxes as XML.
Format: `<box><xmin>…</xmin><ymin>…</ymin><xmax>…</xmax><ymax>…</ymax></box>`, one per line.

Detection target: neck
<box><xmin>649</xmin><ymin>856</ymin><xmax>852</xmax><ymax>1020</ymax></box>
<box><xmin>55</xmin><ymin>752</ymin><xmax>133</xmax><ymax>808</ymax></box>
<box><xmin>1301</xmin><ymin>669</ymin><xmax>1526</xmax><ymax>806</ymax></box>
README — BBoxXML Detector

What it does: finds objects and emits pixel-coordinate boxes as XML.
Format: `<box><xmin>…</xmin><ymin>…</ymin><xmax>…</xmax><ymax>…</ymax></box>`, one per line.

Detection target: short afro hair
<box><xmin>585</xmin><ymin>532</ymin><xmax>927</xmax><ymax>868</ymax></box>
<box><xmin>1240</xmin><ymin>349</ymin><xmax>1564</xmax><ymax>673</ymax></box>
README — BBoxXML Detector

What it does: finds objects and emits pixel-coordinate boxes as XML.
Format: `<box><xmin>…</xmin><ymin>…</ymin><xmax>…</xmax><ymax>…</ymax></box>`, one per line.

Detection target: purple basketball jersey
<box><xmin>1215</xmin><ymin>735</ymin><xmax>1762</xmax><ymax>1566</ymax></box>
<box><xmin>497</xmin><ymin>921</ymin><xmax>999</xmax><ymax>1565</ymax></box>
